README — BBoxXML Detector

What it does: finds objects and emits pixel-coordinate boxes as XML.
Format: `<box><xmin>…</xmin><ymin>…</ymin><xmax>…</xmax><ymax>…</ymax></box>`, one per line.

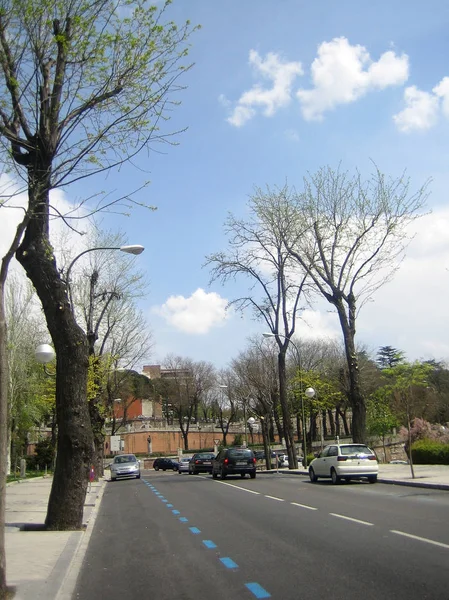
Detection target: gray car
<box><xmin>109</xmin><ymin>454</ymin><xmax>141</xmax><ymax>481</ymax></box>
<box><xmin>177</xmin><ymin>456</ymin><xmax>192</xmax><ymax>474</ymax></box>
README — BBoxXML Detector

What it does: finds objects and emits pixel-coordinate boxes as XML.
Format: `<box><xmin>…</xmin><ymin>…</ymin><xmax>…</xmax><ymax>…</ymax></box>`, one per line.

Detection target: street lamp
<box><xmin>65</xmin><ymin>244</ymin><xmax>144</xmax><ymax>287</ymax></box>
<box><xmin>263</xmin><ymin>332</ymin><xmax>307</xmax><ymax>467</ymax></box>
<box><xmin>35</xmin><ymin>343</ymin><xmax>56</xmax><ymax>377</ymax></box>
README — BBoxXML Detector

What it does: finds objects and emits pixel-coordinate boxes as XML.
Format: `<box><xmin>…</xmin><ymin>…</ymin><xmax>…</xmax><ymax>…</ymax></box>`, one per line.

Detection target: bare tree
<box><xmin>151</xmin><ymin>356</ymin><xmax>215</xmax><ymax>451</ymax></box>
<box><xmin>230</xmin><ymin>338</ymin><xmax>280</xmax><ymax>469</ymax></box>
<box><xmin>284</xmin><ymin>166</ymin><xmax>428</xmax><ymax>442</ymax></box>
<box><xmin>207</xmin><ymin>186</ymin><xmax>310</xmax><ymax>469</ymax></box>
<box><xmin>0</xmin><ymin>0</ymin><xmax>196</xmax><ymax>541</ymax></box>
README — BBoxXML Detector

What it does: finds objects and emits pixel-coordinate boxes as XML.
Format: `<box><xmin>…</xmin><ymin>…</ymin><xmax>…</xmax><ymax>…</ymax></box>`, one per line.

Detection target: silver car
<box><xmin>177</xmin><ymin>456</ymin><xmax>192</xmax><ymax>474</ymax></box>
<box><xmin>109</xmin><ymin>454</ymin><xmax>141</xmax><ymax>481</ymax></box>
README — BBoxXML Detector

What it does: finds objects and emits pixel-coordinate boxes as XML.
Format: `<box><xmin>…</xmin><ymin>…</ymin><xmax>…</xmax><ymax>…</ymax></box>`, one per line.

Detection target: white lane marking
<box><xmin>330</xmin><ymin>513</ymin><xmax>373</xmax><ymax>526</ymax></box>
<box><xmin>214</xmin><ymin>480</ymin><xmax>260</xmax><ymax>495</ymax></box>
<box><xmin>391</xmin><ymin>530</ymin><xmax>449</xmax><ymax>550</ymax></box>
<box><xmin>291</xmin><ymin>502</ymin><xmax>318</xmax><ymax>511</ymax></box>
<box><xmin>265</xmin><ymin>495</ymin><xmax>285</xmax><ymax>502</ymax></box>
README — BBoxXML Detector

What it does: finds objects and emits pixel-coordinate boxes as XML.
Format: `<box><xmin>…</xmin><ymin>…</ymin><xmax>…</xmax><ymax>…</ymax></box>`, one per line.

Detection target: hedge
<box><xmin>411</xmin><ymin>439</ymin><xmax>449</xmax><ymax>465</ymax></box>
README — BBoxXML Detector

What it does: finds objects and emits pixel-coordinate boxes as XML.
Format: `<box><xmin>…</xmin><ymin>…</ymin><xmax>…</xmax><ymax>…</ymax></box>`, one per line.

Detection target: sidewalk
<box><xmin>5</xmin><ymin>476</ymin><xmax>105</xmax><ymax>600</ymax></box>
<box><xmin>280</xmin><ymin>463</ymin><xmax>449</xmax><ymax>490</ymax></box>
<box><xmin>4</xmin><ymin>465</ymin><xmax>449</xmax><ymax>599</ymax></box>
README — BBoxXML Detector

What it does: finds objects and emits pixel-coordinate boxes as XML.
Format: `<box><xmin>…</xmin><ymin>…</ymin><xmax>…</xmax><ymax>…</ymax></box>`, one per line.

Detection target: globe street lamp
<box><xmin>35</xmin><ymin>343</ymin><xmax>56</xmax><ymax>377</ymax></box>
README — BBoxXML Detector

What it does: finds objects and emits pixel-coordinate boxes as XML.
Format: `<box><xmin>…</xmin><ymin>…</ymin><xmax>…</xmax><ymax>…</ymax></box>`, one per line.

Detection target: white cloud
<box><xmin>393</xmin><ymin>85</ymin><xmax>440</xmax><ymax>131</ymax></box>
<box><xmin>434</xmin><ymin>76</ymin><xmax>449</xmax><ymax>117</ymax></box>
<box><xmin>356</xmin><ymin>207</ymin><xmax>449</xmax><ymax>362</ymax></box>
<box><xmin>153</xmin><ymin>288</ymin><xmax>230</xmax><ymax>334</ymax></box>
<box><xmin>227</xmin><ymin>50</ymin><xmax>303</xmax><ymax>127</ymax></box>
<box><xmin>297</xmin><ymin>37</ymin><xmax>409</xmax><ymax>121</ymax></box>
<box><xmin>393</xmin><ymin>76</ymin><xmax>449</xmax><ymax>132</ymax></box>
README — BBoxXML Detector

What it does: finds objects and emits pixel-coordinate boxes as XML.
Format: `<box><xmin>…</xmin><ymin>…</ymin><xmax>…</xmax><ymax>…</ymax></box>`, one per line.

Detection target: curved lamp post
<box><xmin>65</xmin><ymin>244</ymin><xmax>144</xmax><ymax>286</ymax></box>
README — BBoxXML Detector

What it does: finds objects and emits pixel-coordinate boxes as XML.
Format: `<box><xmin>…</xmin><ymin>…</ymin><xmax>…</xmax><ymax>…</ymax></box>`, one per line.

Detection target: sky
<box><xmin>3</xmin><ymin>0</ymin><xmax>449</xmax><ymax>370</ymax></box>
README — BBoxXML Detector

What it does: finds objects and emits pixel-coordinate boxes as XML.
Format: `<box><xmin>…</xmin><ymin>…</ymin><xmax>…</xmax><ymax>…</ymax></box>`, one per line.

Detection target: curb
<box><xmin>377</xmin><ymin>478</ymin><xmax>449</xmax><ymax>491</ymax></box>
<box><xmin>55</xmin><ymin>479</ymin><xmax>107</xmax><ymax>600</ymax></box>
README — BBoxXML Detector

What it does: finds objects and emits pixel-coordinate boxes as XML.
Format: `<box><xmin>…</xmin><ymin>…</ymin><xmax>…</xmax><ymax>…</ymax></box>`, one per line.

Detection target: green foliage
<box><xmin>0</xmin><ymin>0</ymin><xmax>199</xmax><ymax>186</ymax></box>
<box><xmin>367</xmin><ymin>388</ymin><xmax>398</xmax><ymax>438</ymax></box>
<box><xmin>411</xmin><ymin>439</ymin><xmax>449</xmax><ymax>465</ymax></box>
<box><xmin>232</xmin><ymin>434</ymin><xmax>243</xmax><ymax>446</ymax></box>
<box><xmin>290</xmin><ymin>369</ymin><xmax>342</xmax><ymax>415</ymax></box>
<box><xmin>380</xmin><ymin>361</ymin><xmax>433</xmax><ymax>424</ymax></box>
<box><xmin>28</xmin><ymin>437</ymin><xmax>55</xmax><ymax>470</ymax></box>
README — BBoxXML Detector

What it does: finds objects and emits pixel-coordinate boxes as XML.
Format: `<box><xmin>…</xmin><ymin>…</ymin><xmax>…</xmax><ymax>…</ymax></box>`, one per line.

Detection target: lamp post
<box><xmin>35</xmin><ymin>343</ymin><xmax>56</xmax><ymax>377</ymax></box>
<box><xmin>65</xmin><ymin>244</ymin><xmax>144</xmax><ymax>285</ymax></box>
<box><xmin>263</xmin><ymin>332</ymin><xmax>307</xmax><ymax>467</ymax></box>
<box><xmin>304</xmin><ymin>387</ymin><xmax>317</xmax><ymax>458</ymax></box>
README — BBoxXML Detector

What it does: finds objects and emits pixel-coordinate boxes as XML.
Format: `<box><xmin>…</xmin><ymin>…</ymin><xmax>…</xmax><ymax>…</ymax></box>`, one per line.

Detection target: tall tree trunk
<box><xmin>335</xmin><ymin>298</ymin><xmax>366</xmax><ymax>443</ymax></box>
<box><xmin>16</xmin><ymin>175</ymin><xmax>93</xmax><ymax>530</ymax></box>
<box><xmin>278</xmin><ymin>351</ymin><xmax>297</xmax><ymax>468</ymax></box>
<box><xmin>0</xmin><ymin>283</ymin><xmax>9</xmax><ymax>595</ymax></box>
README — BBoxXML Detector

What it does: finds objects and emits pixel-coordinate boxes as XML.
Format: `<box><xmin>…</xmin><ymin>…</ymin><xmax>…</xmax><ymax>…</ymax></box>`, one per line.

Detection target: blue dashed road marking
<box><xmin>189</xmin><ymin>527</ymin><xmax>201</xmax><ymax>534</ymax></box>
<box><xmin>162</xmin><ymin>499</ymin><xmax>168</xmax><ymax>503</ymax></box>
<box><xmin>245</xmin><ymin>583</ymin><xmax>271</xmax><ymax>598</ymax></box>
<box><xmin>179</xmin><ymin>517</ymin><xmax>188</xmax><ymax>522</ymax></box>
<box><xmin>172</xmin><ymin>510</ymin><xmax>180</xmax><ymax>515</ymax></box>
<box><xmin>202</xmin><ymin>540</ymin><xmax>217</xmax><ymax>549</ymax></box>
<box><xmin>166</xmin><ymin>504</ymin><xmax>173</xmax><ymax>508</ymax></box>
<box><xmin>220</xmin><ymin>557</ymin><xmax>238</xmax><ymax>569</ymax></box>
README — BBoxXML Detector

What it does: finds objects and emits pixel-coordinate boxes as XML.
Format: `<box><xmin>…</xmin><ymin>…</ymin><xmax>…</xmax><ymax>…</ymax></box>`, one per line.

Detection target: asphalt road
<box><xmin>74</xmin><ymin>470</ymin><xmax>449</xmax><ymax>600</ymax></box>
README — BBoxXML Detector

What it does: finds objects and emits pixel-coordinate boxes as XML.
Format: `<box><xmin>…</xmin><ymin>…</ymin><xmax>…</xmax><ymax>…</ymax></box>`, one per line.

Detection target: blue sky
<box><xmin>4</xmin><ymin>0</ymin><xmax>449</xmax><ymax>369</ymax></box>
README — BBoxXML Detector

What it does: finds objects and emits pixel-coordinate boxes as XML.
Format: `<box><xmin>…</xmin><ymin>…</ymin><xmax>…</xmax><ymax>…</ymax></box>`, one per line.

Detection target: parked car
<box><xmin>212</xmin><ymin>448</ymin><xmax>257</xmax><ymax>479</ymax></box>
<box><xmin>188</xmin><ymin>452</ymin><xmax>216</xmax><ymax>475</ymax></box>
<box><xmin>177</xmin><ymin>456</ymin><xmax>192</xmax><ymax>474</ymax></box>
<box><xmin>277</xmin><ymin>454</ymin><xmax>289</xmax><ymax>468</ymax></box>
<box><xmin>153</xmin><ymin>457</ymin><xmax>179</xmax><ymax>472</ymax></box>
<box><xmin>309</xmin><ymin>443</ymin><xmax>378</xmax><ymax>484</ymax></box>
<box><xmin>109</xmin><ymin>454</ymin><xmax>141</xmax><ymax>481</ymax></box>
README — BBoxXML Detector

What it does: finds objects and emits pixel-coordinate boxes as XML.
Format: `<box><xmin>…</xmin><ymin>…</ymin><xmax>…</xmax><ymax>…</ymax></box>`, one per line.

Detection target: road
<box><xmin>74</xmin><ymin>470</ymin><xmax>449</xmax><ymax>600</ymax></box>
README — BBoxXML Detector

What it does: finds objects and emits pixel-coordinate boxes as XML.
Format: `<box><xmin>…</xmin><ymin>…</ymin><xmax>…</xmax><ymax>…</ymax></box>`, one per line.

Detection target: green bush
<box><xmin>411</xmin><ymin>439</ymin><xmax>449</xmax><ymax>465</ymax></box>
<box><xmin>303</xmin><ymin>453</ymin><xmax>315</xmax><ymax>467</ymax></box>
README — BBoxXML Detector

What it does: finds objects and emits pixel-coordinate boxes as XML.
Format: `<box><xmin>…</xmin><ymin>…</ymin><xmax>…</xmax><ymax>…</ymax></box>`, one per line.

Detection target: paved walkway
<box><xmin>4</xmin><ymin>464</ymin><xmax>449</xmax><ymax>599</ymax></box>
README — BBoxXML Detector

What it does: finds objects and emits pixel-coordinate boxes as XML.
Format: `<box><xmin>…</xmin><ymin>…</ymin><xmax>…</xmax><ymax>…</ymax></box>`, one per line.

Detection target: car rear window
<box><xmin>341</xmin><ymin>445</ymin><xmax>373</xmax><ymax>456</ymax></box>
<box><xmin>196</xmin><ymin>453</ymin><xmax>215</xmax><ymax>459</ymax></box>
<box><xmin>227</xmin><ymin>449</ymin><xmax>253</xmax><ymax>458</ymax></box>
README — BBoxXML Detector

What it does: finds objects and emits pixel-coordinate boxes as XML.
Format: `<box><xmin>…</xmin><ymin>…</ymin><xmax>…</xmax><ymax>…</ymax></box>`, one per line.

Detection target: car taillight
<box><xmin>224</xmin><ymin>458</ymin><xmax>229</xmax><ymax>465</ymax></box>
<box><xmin>337</xmin><ymin>456</ymin><xmax>348</xmax><ymax>461</ymax></box>
<box><xmin>368</xmin><ymin>455</ymin><xmax>377</xmax><ymax>460</ymax></box>
<box><xmin>252</xmin><ymin>458</ymin><xmax>256</xmax><ymax>464</ymax></box>
<box><xmin>195</xmin><ymin>460</ymin><xmax>200</xmax><ymax>464</ymax></box>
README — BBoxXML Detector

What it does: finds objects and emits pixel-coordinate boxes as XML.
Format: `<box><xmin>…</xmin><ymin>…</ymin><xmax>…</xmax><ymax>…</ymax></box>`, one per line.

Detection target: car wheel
<box><xmin>136</xmin><ymin>474</ymin><xmax>141</xmax><ymax>479</ymax></box>
<box><xmin>309</xmin><ymin>467</ymin><xmax>318</xmax><ymax>483</ymax></box>
<box><xmin>212</xmin><ymin>471</ymin><xmax>218</xmax><ymax>479</ymax></box>
<box><xmin>250</xmin><ymin>472</ymin><xmax>256</xmax><ymax>479</ymax></box>
<box><xmin>368</xmin><ymin>475</ymin><xmax>377</xmax><ymax>484</ymax></box>
<box><xmin>173</xmin><ymin>467</ymin><xmax>177</xmax><ymax>471</ymax></box>
<box><xmin>331</xmin><ymin>468</ymin><xmax>341</xmax><ymax>485</ymax></box>
<box><xmin>154</xmin><ymin>466</ymin><xmax>159</xmax><ymax>471</ymax></box>
<box><xmin>111</xmin><ymin>476</ymin><xmax>116</xmax><ymax>482</ymax></box>
<box><xmin>240</xmin><ymin>473</ymin><xmax>246</xmax><ymax>478</ymax></box>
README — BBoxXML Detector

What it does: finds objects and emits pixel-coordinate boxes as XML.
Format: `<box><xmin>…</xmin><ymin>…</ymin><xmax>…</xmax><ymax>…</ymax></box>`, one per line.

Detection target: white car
<box><xmin>309</xmin><ymin>443</ymin><xmax>378</xmax><ymax>484</ymax></box>
<box><xmin>109</xmin><ymin>454</ymin><xmax>141</xmax><ymax>481</ymax></box>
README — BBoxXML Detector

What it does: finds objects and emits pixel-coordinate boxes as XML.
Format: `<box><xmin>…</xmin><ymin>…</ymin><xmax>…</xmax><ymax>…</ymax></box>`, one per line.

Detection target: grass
<box><xmin>6</xmin><ymin>470</ymin><xmax>52</xmax><ymax>483</ymax></box>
